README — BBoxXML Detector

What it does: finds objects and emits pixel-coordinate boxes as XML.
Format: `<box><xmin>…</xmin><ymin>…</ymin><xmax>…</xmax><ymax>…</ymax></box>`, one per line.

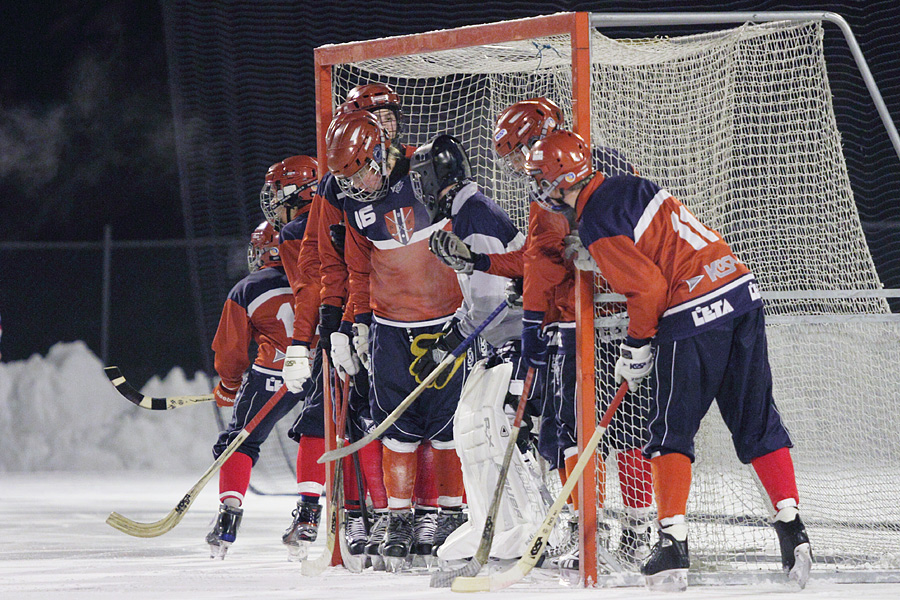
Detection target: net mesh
<box><xmin>327</xmin><ymin>19</ymin><xmax>900</xmax><ymax>577</ymax></box>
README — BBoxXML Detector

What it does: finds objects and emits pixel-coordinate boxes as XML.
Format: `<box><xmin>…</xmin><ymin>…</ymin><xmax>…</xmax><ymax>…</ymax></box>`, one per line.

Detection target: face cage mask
<box><xmin>259</xmin><ymin>180</ymin><xmax>316</xmax><ymax>229</ymax></box>
<box><xmin>247</xmin><ymin>244</ymin><xmax>279</xmax><ymax>273</ymax></box>
<box><xmin>528</xmin><ymin>174</ymin><xmax>572</xmax><ymax>213</ymax></box>
<box><xmin>335</xmin><ymin>156</ymin><xmax>390</xmax><ymax>203</ymax></box>
<box><xmin>496</xmin><ymin>145</ymin><xmax>533</xmax><ymax>181</ymax></box>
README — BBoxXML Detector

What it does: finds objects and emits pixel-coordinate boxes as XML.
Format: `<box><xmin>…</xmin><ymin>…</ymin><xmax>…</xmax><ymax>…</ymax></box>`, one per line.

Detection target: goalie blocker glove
<box><xmin>428</xmin><ymin>229</ymin><xmax>490</xmax><ymax>275</ymax></box>
<box><xmin>283</xmin><ymin>345</ymin><xmax>312</xmax><ymax>393</ymax></box>
<box><xmin>213</xmin><ymin>382</ymin><xmax>238</xmax><ymax>408</ymax></box>
<box><xmin>615</xmin><ymin>339</ymin><xmax>653</xmax><ymax>388</ymax></box>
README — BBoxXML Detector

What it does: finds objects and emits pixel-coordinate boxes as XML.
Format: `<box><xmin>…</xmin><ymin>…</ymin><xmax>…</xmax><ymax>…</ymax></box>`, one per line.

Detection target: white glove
<box><xmin>283</xmin><ymin>345</ymin><xmax>311</xmax><ymax>393</ymax></box>
<box><xmin>330</xmin><ymin>331</ymin><xmax>360</xmax><ymax>376</ymax></box>
<box><xmin>615</xmin><ymin>342</ymin><xmax>653</xmax><ymax>388</ymax></box>
<box><xmin>564</xmin><ymin>233</ymin><xmax>601</xmax><ymax>273</ymax></box>
<box><xmin>352</xmin><ymin>323</ymin><xmax>370</xmax><ymax>371</ymax></box>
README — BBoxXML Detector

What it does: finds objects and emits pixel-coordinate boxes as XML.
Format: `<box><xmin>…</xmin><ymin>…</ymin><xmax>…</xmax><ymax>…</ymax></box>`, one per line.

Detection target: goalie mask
<box><xmin>524</xmin><ymin>130</ymin><xmax>593</xmax><ymax>212</ymax></box>
<box><xmin>247</xmin><ymin>221</ymin><xmax>281</xmax><ymax>272</ymax></box>
<box><xmin>327</xmin><ymin>110</ymin><xmax>391</xmax><ymax>203</ymax></box>
<box><xmin>493</xmin><ymin>97</ymin><xmax>563</xmax><ymax>176</ymax></box>
<box><xmin>260</xmin><ymin>155</ymin><xmax>319</xmax><ymax>230</ymax></box>
<box><xmin>409</xmin><ymin>134</ymin><xmax>472</xmax><ymax>223</ymax></box>
<box><xmin>343</xmin><ymin>83</ymin><xmax>404</xmax><ymax>145</ymax></box>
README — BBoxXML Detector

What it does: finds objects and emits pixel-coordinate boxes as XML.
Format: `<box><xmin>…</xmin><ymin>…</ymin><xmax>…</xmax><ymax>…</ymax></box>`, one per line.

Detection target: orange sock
<box><xmin>383</xmin><ymin>446</ymin><xmax>417</xmax><ymax>509</ymax></box>
<box><xmin>650</xmin><ymin>452</ymin><xmax>692</xmax><ymax>521</ymax></box>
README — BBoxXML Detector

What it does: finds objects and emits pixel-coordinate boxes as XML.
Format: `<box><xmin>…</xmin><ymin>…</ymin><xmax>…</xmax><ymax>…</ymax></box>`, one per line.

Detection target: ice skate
<box><xmin>619</xmin><ymin>526</ymin><xmax>652</xmax><ymax>564</ymax></box>
<box><xmin>430</xmin><ymin>506</ymin><xmax>467</xmax><ymax>557</ymax></box>
<box><xmin>544</xmin><ymin>513</ymin><xmax>579</xmax><ymax>567</ymax></box>
<box><xmin>774</xmin><ymin>509</ymin><xmax>812</xmax><ymax>589</ymax></box>
<box><xmin>365</xmin><ymin>509</ymin><xmax>389</xmax><ymax>571</ymax></box>
<box><xmin>381</xmin><ymin>509</ymin><xmax>415</xmax><ymax>573</ymax></box>
<box><xmin>412</xmin><ymin>507</ymin><xmax>438</xmax><ymax>568</ymax></box>
<box><xmin>344</xmin><ymin>509</ymin><xmax>369</xmax><ymax>555</ymax></box>
<box><xmin>206</xmin><ymin>503</ymin><xmax>243</xmax><ymax>560</ymax></box>
<box><xmin>641</xmin><ymin>524</ymin><xmax>689</xmax><ymax>592</ymax></box>
<box><xmin>282</xmin><ymin>499</ymin><xmax>321</xmax><ymax>562</ymax></box>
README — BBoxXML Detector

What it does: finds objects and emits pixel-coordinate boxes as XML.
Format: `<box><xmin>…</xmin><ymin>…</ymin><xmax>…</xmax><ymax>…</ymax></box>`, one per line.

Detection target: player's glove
<box><xmin>408</xmin><ymin>319</ymin><xmax>466</xmax><ymax>388</ymax></box>
<box><xmin>283</xmin><ymin>345</ymin><xmax>312</xmax><ymax>393</ymax></box>
<box><xmin>352</xmin><ymin>322</ymin><xmax>370</xmax><ymax>371</ymax></box>
<box><xmin>505</xmin><ymin>278</ymin><xmax>524</xmax><ymax>308</ymax></box>
<box><xmin>521</xmin><ymin>311</ymin><xmax>549</xmax><ymax>369</ymax></box>
<box><xmin>563</xmin><ymin>232</ymin><xmax>601</xmax><ymax>273</ymax></box>
<box><xmin>318</xmin><ymin>304</ymin><xmax>343</xmax><ymax>354</ymax></box>
<box><xmin>329</xmin><ymin>223</ymin><xmax>346</xmax><ymax>257</ymax></box>
<box><xmin>331</xmin><ymin>326</ymin><xmax>360</xmax><ymax>377</ymax></box>
<box><xmin>615</xmin><ymin>340</ymin><xmax>653</xmax><ymax>388</ymax></box>
<box><xmin>428</xmin><ymin>229</ymin><xmax>489</xmax><ymax>274</ymax></box>
<box><xmin>213</xmin><ymin>382</ymin><xmax>238</xmax><ymax>408</ymax></box>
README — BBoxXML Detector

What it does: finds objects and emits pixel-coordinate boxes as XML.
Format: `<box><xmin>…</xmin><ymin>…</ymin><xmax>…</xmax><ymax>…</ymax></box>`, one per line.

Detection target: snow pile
<box><xmin>0</xmin><ymin>341</ymin><xmax>218</xmax><ymax>472</ymax></box>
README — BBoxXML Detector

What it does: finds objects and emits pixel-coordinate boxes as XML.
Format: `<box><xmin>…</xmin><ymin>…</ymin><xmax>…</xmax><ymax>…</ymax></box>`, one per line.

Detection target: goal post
<box><xmin>313</xmin><ymin>11</ymin><xmax>900</xmax><ymax>585</ymax></box>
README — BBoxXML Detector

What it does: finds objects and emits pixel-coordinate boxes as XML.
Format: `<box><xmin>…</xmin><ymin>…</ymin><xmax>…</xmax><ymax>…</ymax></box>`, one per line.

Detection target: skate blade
<box><xmin>385</xmin><ymin>555</ymin><xmax>411</xmax><ymax>573</ymax></box>
<box><xmin>644</xmin><ymin>568</ymin><xmax>688</xmax><ymax>592</ymax></box>
<box><xmin>788</xmin><ymin>543</ymin><xmax>812</xmax><ymax>589</ymax></box>
<box><xmin>369</xmin><ymin>554</ymin><xmax>386</xmax><ymax>571</ymax></box>
<box><xmin>285</xmin><ymin>541</ymin><xmax>309</xmax><ymax>562</ymax></box>
<box><xmin>209</xmin><ymin>541</ymin><xmax>231</xmax><ymax>560</ymax></box>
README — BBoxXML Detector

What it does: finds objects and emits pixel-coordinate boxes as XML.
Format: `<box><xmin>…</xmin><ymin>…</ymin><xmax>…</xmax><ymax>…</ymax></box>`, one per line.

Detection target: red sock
<box><xmin>751</xmin><ymin>447</ymin><xmax>799</xmax><ymax>510</ymax></box>
<box><xmin>414</xmin><ymin>443</ymin><xmax>438</xmax><ymax>507</ymax></box>
<box><xmin>343</xmin><ymin>456</ymin><xmax>360</xmax><ymax>508</ymax></box>
<box><xmin>296</xmin><ymin>435</ymin><xmax>326</xmax><ymax>495</ymax></box>
<box><xmin>359</xmin><ymin>439</ymin><xmax>387</xmax><ymax>509</ymax></box>
<box><xmin>219</xmin><ymin>451</ymin><xmax>253</xmax><ymax>505</ymax></box>
<box><xmin>618</xmin><ymin>448</ymin><xmax>653</xmax><ymax>508</ymax></box>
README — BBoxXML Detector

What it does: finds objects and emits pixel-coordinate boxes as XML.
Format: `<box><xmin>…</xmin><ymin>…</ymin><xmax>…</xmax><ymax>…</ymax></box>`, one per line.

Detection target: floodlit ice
<box><xmin>2</xmin><ymin>342</ymin><xmax>899</xmax><ymax>599</ymax></box>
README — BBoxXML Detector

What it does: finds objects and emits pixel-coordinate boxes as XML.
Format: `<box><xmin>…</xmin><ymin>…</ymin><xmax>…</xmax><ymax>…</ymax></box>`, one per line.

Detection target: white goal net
<box><xmin>321</xmin><ymin>16</ymin><xmax>900</xmax><ymax>582</ymax></box>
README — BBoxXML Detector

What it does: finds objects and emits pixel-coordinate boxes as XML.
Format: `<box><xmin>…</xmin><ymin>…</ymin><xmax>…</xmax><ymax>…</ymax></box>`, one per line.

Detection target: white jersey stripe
<box><xmin>633</xmin><ymin>188</ymin><xmax>671</xmax><ymax>243</ymax></box>
<box><xmin>247</xmin><ymin>287</ymin><xmax>292</xmax><ymax>318</ymax></box>
<box><xmin>371</xmin><ymin>218</ymin><xmax>449</xmax><ymax>250</ymax></box>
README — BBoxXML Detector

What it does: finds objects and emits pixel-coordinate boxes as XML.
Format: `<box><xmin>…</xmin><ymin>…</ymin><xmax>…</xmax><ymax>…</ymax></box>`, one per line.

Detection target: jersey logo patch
<box><xmin>385</xmin><ymin>207</ymin><xmax>415</xmax><ymax>245</ymax></box>
<box><xmin>685</xmin><ymin>274</ymin><xmax>704</xmax><ymax>292</ymax></box>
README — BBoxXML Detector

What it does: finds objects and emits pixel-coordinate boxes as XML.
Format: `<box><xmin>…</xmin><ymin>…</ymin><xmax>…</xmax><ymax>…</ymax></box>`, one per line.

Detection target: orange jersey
<box><xmin>341</xmin><ymin>159</ymin><xmax>461</xmax><ymax>324</ymax></box>
<box><xmin>211</xmin><ymin>266</ymin><xmax>295</xmax><ymax>388</ymax></box>
<box><xmin>576</xmin><ymin>174</ymin><xmax>761</xmax><ymax>342</ymax></box>
<box><xmin>278</xmin><ymin>208</ymin><xmax>320</xmax><ymax>345</ymax></box>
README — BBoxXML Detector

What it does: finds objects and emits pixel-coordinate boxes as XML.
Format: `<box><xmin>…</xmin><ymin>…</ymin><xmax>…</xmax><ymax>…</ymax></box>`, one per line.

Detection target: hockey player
<box><xmin>206</xmin><ymin>221</ymin><xmax>319</xmax><ymax>559</ymax></box>
<box><xmin>310</xmin><ymin>91</ymin><xmax>441</xmax><ymax>567</ymax></box>
<box><xmin>257</xmin><ymin>156</ymin><xmax>331</xmax><ymax>561</ymax></box>
<box><xmin>432</xmin><ymin>98</ymin><xmax>655</xmax><ymax>568</ymax></box>
<box><xmin>409</xmin><ymin>133</ymin><xmax>526</xmax><ymax>557</ymax></box>
<box><xmin>325</xmin><ymin>110</ymin><xmax>465</xmax><ymax>571</ymax></box>
<box><xmin>523</xmin><ymin>129</ymin><xmax>812</xmax><ymax>591</ymax></box>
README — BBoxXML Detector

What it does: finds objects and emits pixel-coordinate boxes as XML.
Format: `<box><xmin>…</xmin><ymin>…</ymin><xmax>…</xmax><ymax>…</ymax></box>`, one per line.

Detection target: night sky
<box><xmin>1</xmin><ymin>1</ymin><xmax>180</xmax><ymax>243</ymax></box>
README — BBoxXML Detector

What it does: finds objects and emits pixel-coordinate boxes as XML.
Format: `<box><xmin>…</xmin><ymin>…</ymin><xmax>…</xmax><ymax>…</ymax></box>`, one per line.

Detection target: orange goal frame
<box><xmin>314</xmin><ymin>12</ymin><xmax>601</xmax><ymax>583</ymax></box>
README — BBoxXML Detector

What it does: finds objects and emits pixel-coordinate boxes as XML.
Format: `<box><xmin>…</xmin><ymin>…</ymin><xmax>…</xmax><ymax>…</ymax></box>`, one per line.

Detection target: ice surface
<box><xmin>2</xmin><ymin>343</ymin><xmax>899</xmax><ymax>598</ymax></box>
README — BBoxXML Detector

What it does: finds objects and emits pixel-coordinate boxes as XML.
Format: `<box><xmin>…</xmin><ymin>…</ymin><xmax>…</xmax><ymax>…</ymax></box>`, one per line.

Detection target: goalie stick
<box><xmin>430</xmin><ymin>367</ymin><xmax>536</xmax><ymax>587</ymax></box>
<box><xmin>106</xmin><ymin>383</ymin><xmax>290</xmax><ymax>537</ymax></box>
<box><xmin>451</xmin><ymin>380</ymin><xmax>629</xmax><ymax>592</ymax></box>
<box><xmin>104</xmin><ymin>366</ymin><xmax>214</xmax><ymax>409</ymax></box>
<box><xmin>302</xmin><ymin>355</ymin><xmax>357</xmax><ymax>575</ymax></box>
<box><xmin>318</xmin><ymin>300</ymin><xmax>509</xmax><ymax>464</ymax></box>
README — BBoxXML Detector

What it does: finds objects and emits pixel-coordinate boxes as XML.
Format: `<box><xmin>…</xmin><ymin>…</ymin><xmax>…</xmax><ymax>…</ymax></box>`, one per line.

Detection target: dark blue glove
<box><xmin>521</xmin><ymin>311</ymin><xmax>549</xmax><ymax>369</ymax></box>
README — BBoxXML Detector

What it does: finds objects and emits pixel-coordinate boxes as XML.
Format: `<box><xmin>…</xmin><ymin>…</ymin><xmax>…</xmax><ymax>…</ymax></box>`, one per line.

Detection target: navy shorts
<box><xmin>369</xmin><ymin>320</ymin><xmax>463</xmax><ymax>444</ymax></box>
<box><xmin>644</xmin><ymin>307</ymin><xmax>792</xmax><ymax>464</ymax></box>
<box><xmin>213</xmin><ymin>366</ymin><xmax>304</xmax><ymax>463</ymax></box>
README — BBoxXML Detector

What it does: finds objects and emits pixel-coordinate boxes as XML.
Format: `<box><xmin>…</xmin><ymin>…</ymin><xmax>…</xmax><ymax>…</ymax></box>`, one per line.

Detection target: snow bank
<box><xmin>0</xmin><ymin>341</ymin><xmax>218</xmax><ymax>472</ymax></box>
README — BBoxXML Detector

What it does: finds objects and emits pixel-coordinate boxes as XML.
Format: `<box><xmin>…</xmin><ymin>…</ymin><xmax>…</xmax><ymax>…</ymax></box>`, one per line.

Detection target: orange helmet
<box><xmin>523</xmin><ymin>130</ymin><xmax>593</xmax><ymax>212</ymax></box>
<box><xmin>326</xmin><ymin>110</ymin><xmax>390</xmax><ymax>203</ymax></box>
<box><xmin>247</xmin><ymin>221</ymin><xmax>281</xmax><ymax>272</ymax></box>
<box><xmin>260</xmin><ymin>155</ymin><xmax>319</xmax><ymax>230</ymax></box>
<box><xmin>493</xmin><ymin>97</ymin><xmax>563</xmax><ymax>174</ymax></box>
<box><xmin>342</xmin><ymin>83</ymin><xmax>403</xmax><ymax>145</ymax></box>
